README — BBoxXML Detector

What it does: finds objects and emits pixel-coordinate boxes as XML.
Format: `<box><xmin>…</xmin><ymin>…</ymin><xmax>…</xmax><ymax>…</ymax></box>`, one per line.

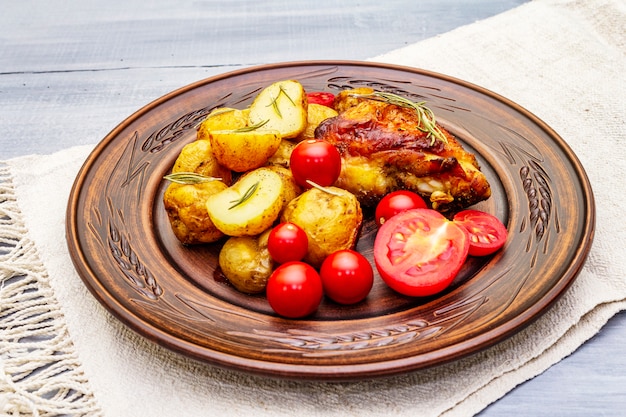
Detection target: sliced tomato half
<box><xmin>373</xmin><ymin>209</ymin><xmax>469</xmax><ymax>297</ymax></box>
<box><xmin>453</xmin><ymin>209</ymin><xmax>508</xmax><ymax>257</ymax></box>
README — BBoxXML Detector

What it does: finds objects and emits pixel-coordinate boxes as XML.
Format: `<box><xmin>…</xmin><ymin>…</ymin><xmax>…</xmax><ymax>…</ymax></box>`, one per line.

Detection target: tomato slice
<box><xmin>373</xmin><ymin>209</ymin><xmax>469</xmax><ymax>297</ymax></box>
<box><xmin>306</xmin><ymin>92</ymin><xmax>335</xmax><ymax>108</ymax></box>
<box><xmin>453</xmin><ymin>210</ymin><xmax>508</xmax><ymax>257</ymax></box>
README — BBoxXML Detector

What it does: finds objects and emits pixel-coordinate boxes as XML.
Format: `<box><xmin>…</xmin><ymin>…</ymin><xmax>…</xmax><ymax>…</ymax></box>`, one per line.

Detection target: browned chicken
<box><xmin>314</xmin><ymin>89</ymin><xmax>491</xmax><ymax>212</ymax></box>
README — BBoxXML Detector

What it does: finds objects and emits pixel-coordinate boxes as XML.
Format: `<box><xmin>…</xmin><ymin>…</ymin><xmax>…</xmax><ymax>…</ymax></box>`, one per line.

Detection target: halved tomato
<box><xmin>373</xmin><ymin>209</ymin><xmax>469</xmax><ymax>297</ymax></box>
<box><xmin>453</xmin><ymin>209</ymin><xmax>508</xmax><ymax>257</ymax></box>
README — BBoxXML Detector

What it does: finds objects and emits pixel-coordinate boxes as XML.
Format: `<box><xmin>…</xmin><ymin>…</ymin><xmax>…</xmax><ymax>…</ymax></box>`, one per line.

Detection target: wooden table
<box><xmin>2</xmin><ymin>1</ymin><xmax>624</xmax><ymax>415</ymax></box>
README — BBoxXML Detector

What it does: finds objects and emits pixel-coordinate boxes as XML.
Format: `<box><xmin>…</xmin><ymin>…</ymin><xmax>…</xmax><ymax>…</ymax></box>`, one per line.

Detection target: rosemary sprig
<box><xmin>164</xmin><ymin>172</ymin><xmax>222</xmax><ymax>184</ymax></box>
<box><xmin>233</xmin><ymin>119</ymin><xmax>269</xmax><ymax>132</ymax></box>
<box><xmin>266</xmin><ymin>85</ymin><xmax>296</xmax><ymax>119</ymax></box>
<box><xmin>350</xmin><ymin>91</ymin><xmax>448</xmax><ymax>146</ymax></box>
<box><xmin>306</xmin><ymin>180</ymin><xmax>343</xmax><ymax>196</ymax></box>
<box><xmin>229</xmin><ymin>181</ymin><xmax>259</xmax><ymax>209</ymax></box>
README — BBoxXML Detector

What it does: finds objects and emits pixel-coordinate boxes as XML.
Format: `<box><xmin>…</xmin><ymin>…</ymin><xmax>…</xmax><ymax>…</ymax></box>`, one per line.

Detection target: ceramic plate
<box><xmin>66</xmin><ymin>61</ymin><xmax>594</xmax><ymax>380</ymax></box>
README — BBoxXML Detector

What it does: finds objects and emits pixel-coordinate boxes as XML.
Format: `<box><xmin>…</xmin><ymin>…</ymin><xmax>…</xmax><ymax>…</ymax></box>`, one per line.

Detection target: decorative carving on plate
<box><xmin>498</xmin><ymin>139</ymin><xmax>560</xmax><ymax>262</ymax></box>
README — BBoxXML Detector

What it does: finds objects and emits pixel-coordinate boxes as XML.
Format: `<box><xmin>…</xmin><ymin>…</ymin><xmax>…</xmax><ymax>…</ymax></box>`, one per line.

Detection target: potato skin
<box><xmin>266</xmin><ymin>165</ymin><xmax>302</xmax><ymax>212</ymax></box>
<box><xmin>209</xmin><ymin>129</ymin><xmax>281</xmax><ymax>173</ymax></box>
<box><xmin>197</xmin><ymin>108</ymin><xmax>248</xmax><ymax>140</ymax></box>
<box><xmin>172</xmin><ymin>139</ymin><xmax>232</xmax><ymax>185</ymax></box>
<box><xmin>163</xmin><ymin>180</ymin><xmax>228</xmax><ymax>245</ymax></box>
<box><xmin>218</xmin><ymin>230</ymin><xmax>273</xmax><ymax>294</ymax></box>
<box><xmin>281</xmin><ymin>187</ymin><xmax>362</xmax><ymax>267</ymax></box>
<box><xmin>297</xmin><ymin>103</ymin><xmax>338</xmax><ymax>141</ymax></box>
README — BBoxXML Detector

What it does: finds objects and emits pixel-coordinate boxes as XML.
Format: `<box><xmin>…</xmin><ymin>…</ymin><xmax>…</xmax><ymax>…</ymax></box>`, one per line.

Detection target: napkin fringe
<box><xmin>0</xmin><ymin>164</ymin><xmax>102</xmax><ymax>417</ymax></box>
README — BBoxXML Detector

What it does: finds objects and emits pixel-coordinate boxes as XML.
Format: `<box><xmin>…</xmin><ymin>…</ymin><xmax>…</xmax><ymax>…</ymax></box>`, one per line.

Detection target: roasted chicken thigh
<box><xmin>314</xmin><ymin>89</ymin><xmax>491</xmax><ymax>211</ymax></box>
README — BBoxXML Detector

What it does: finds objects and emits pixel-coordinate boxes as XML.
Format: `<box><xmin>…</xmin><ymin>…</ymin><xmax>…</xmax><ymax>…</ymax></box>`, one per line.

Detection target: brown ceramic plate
<box><xmin>66</xmin><ymin>61</ymin><xmax>594</xmax><ymax>380</ymax></box>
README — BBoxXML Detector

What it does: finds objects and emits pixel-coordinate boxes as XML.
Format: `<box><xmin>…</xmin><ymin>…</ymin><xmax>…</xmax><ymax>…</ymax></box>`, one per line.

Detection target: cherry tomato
<box><xmin>267</xmin><ymin>222</ymin><xmax>308</xmax><ymax>264</ymax></box>
<box><xmin>266</xmin><ymin>261</ymin><xmax>323</xmax><ymax>318</ymax></box>
<box><xmin>373</xmin><ymin>208</ymin><xmax>469</xmax><ymax>297</ymax></box>
<box><xmin>453</xmin><ymin>209</ymin><xmax>508</xmax><ymax>257</ymax></box>
<box><xmin>306</xmin><ymin>91</ymin><xmax>335</xmax><ymax>108</ymax></box>
<box><xmin>320</xmin><ymin>249</ymin><xmax>374</xmax><ymax>305</ymax></box>
<box><xmin>375</xmin><ymin>190</ymin><xmax>428</xmax><ymax>226</ymax></box>
<box><xmin>289</xmin><ymin>139</ymin><xmax>342</xmax><ymax>188</ymax></box>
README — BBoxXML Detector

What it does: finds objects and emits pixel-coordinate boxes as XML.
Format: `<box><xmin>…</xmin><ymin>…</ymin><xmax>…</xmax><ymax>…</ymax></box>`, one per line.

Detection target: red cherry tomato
<box><xmin>375</xmin><ymin>190</ymin><xmax>428</xmax><ymax>226</ymax></box>
<box><xmin>373</xmin><ymin>209</ymin><xmax>469</xmax><ymax>297</ymax></box>
<box><xmin>453</xmin><ymin>209</ymin><xmax>508</xmax><ymax>257</ymax></box>
<box><xmin>267</xmin><ymin>222</ymin><xmax>308</xmax><ymax>264</ymax></box>
<box><xmin>289</xmin><ymin>139</ymin><xmax>342</xmax><ymax>188</ymax></box>
<box><xmin>320</xmin><ymin>249</ymin><xmax>374</xmax><ymax>305</ymax></box>
<box><xmin>266</xmin><ymin>261</ymin><xmax>323</xmax><ymax>318</ymax></box>
<box><xmin>306</xmin><ymin>91</ymin><xmax>335</xmax><ymax>108</ymax></box>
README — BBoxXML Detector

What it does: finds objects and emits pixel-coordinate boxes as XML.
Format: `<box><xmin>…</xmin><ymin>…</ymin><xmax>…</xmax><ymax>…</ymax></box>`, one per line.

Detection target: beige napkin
<box><xmin>2</xmin><ymin>0</ymin><xmax>625</xmax><ymax>416</ymax></box>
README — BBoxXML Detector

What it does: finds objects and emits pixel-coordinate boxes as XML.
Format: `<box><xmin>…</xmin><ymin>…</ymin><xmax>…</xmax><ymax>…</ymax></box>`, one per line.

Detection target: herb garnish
<box><xmin>163</xmin><ymin>172</ymin><xmax>222</xmax><ymax>184</ymax></box>
<box><xmin>306</xmin><ymin>180</ymin><xmax>343</xmax><ymax>196</ymax></box>
<box><xmin>267</xmin><ymin>85</ymin><xmax>296</xmax><ymax>118</ymax></box>
<box><xmin>233</xmin><ymin>119</ymin><xmax>270</xmax><ymax>132</ymax></box>
<box><xmin>350</xmin><ymin>91</ymin><xmax>447</xmax><ymax>146</ymax></box>
<box><xmin>229</xmin><ymin>181</ymin><xmax>259</xmax><ymax>209</ymax></box>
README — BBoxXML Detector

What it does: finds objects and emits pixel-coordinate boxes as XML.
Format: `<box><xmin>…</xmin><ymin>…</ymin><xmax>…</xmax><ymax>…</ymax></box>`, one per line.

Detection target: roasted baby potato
<box><xmin>218</xmin><ymin>229</ymin><xmax>273</xmax><ymax>294</ymax></box>
<box><xmin>281</xmin><ymin>187</ymin><xmax>362</xmax><ymax>267</ymax></box>
<box><xmin>209</xmin><ymin>129</ymin><xmax>282</xmax><ymax>172</ymax></box>
<box><xmin>206</xmin><ymin>167</ymin><xmax>284</xmax><ymax>236</ymax></box>
<box><xmin>298</xmin><ymin>103</ymin><xmax>338</xmax><ymax>141</ymax></box>
<box><xmin>266</xmin><ymin>165</ymin><xmax>302</xmax><ymax>212</ymax></box>
<box><xmin>197</xmin><ymin>108</ymin><xmax>248</xmax><ymax>140</ymax></box>
<box><xmin>266</xmin><ymin>138</ymin><xmax>296</xmax><ymax>168</ymax></box>
<box><xmin>248</xmin><ymin>80</ymin><xmax>308</xmax><ymax>139</ymax></box>
<box><xmin>171</xmin><ymin>139</ymin><xmax>232</xmax><ymax>185</ymax></box>
<box><xmin>163</xmin><ymin>180</ymin><xmax>228</xmax><ymax>245</ymax></box>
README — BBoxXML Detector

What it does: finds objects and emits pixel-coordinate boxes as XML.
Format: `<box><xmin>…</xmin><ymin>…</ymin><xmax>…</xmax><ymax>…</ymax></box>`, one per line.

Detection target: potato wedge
<box><xmin>281</xmin><ymin>187</ymin><xmax>362</xmax><ymax>267</ymax></box>
<box><xmin>218</xmin><ymin>229</ymin><xmax>273</xmax><ymax>294</ymax></box>
<box><xmin>298</xmin><ymin>103</ymin><xmax>338</xmax><ymax>141</ymax></box>
<box><xmin>171</xmin><ymin>139</ymin><xmax>232</xmax><ymax>185</ymax></box>
<box><xmin>248</xmin><ymin>80</ymin><xmax>307</xmax><ymax>139</ymax></box>
<box><xmin>197</xmin><ymin>107</ymin><xmax>248</xmax><ymax>140</ymax></box>
<box><xmin>206</xmin><ymin>167</ymin><xmax>284</xmax><ymax>236</ymax></box>
<box><xmin>266</xmin><ymin>165</ymin><xmax>302</xmax><ymax>211</ymax></box>
<box><xmin>163</xmin><ymin>180</ymin><xmax>228</xmax><ymax>245</ymax></box>
<box><xmin>209</xmin><ymin>129</ymin><xmax>281</xmax><ymax>172</ymax></box>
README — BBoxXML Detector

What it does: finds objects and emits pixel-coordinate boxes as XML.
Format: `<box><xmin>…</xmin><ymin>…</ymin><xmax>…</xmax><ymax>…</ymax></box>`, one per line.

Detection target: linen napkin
<box><xmin>2</xmin><ymin>0</ymin><xmax>625</xmax><ymax>416</ymax></box>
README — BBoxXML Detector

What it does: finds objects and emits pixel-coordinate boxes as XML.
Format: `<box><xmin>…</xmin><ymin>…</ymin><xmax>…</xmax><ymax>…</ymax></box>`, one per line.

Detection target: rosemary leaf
<box><xmin>266</xmin><ymin>86</ymin><xmax>296</xmax><ymax>119</ymax></box>
<box><xmin>229</xmin><ymin>181</ymin><xmax>259</xmax><ymax>209</ymax></box>
<box><xmin>267</xmin><ymin>92</ymin><xmax>282</xmax><ymax>118</ymax></box>
<box><xmin>233</xmin><ymin>119</ymin><xmax>270</xmax><ymax>132</ymax></box>
<box><xmin>350</xmin><ymin>91</ymin><xmax>448</xmax><ymax>146</ymax></box>
<box><xmin>306</xmin><ymin>180</ymin><xmax>343</xmax><ymax>196</ymax></box>
<box><xmin>164</xmin><ymin>172</ymin><xmax>222</xmax><ymax>184</ymax></box>
<box><xmin>279</xmin><ymin>85</ymin><xmax>296</xmax><ymax>106</ymax></box>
